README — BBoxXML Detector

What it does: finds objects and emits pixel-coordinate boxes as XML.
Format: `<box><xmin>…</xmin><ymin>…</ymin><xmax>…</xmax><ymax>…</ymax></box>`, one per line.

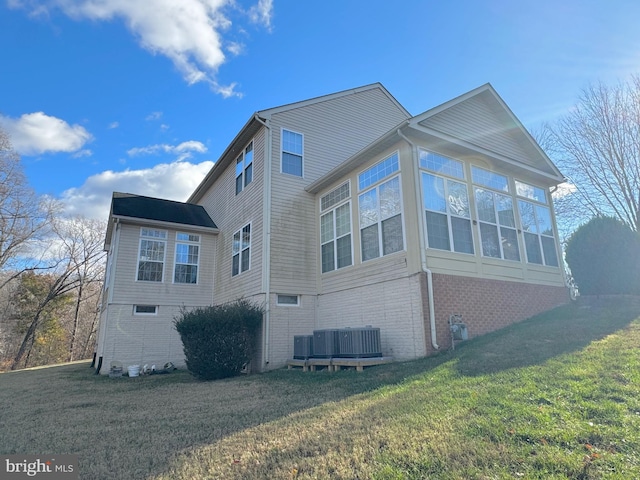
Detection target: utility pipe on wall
<box><xmin>396</xmin><ymin>128</ymin><xmax>439</xmax><ymax>351</ymax></box>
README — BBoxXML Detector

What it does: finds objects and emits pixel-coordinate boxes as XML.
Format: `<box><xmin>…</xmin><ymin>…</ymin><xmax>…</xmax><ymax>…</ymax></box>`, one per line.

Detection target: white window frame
<box><xmin>235</xmin><ymin>140</ymin><xmax>254</xmax><ymax>195</ymax></box>
<box><xmin>173</xmin><ymin>232</ymin><xmax>200</xmax><ymax>284</ymax></box>
<box><xmin>320</xmin><ymin>198</ymin><xmax>353</xmax><ymax>274</ymax></box>
<box><xmin>473</xmin><ymin>187</ymin><xmax>520</xmax><ymax>261</ymax></box>
<box><xmin>358</xmin><ymin>173</ymin><xmax>405</xmax><ymax>262</ymax></box>
<box><xmin>276</xmin><ymin>294</ymin><xmax>300</xmax><ymax>306</ymax></box>
<box><xmin>281</xmin><ymin>129</ymin><xmax>304</xmax><ymax>177</ymax></box>
<box><xmin>136</xmin><ymin>228</ymin><xmax>167</xmax><ymax>282</ymax></box>
<box><xmin>232</xmin><ymin>223</ymin><xmax>251</xmax><ymax>276</ymax></box>
<box><xmin>358</xmin><ymin>151</ymin><xmax>400</xmax><ymax>191</ymax></box>
<box><xmin>517</xmin><ymin>198</ymin><xmax>559</xmax><ymax>267</ymax></box>
<box><xmin>133</xmin><ymin>305</ymin><xmax>158</xmax><ymax>316</ymax></box>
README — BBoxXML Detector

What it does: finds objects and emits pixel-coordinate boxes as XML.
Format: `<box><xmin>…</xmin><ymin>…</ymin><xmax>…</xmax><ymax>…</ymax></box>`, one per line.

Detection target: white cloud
<box><xmin>11</xmin><ymin>0</ymin><xmax>274</xmax><ymax>97</ymax></box>
<box><xmin>145</xmin><ymin>111</ymin><xmax>163</xmax><ymax>121</ymax></box>
<box><xmin>0</xmin><ymin>111</ymin><xmax>93</xmax><ymax>156</ymax></box>
<box><xmin>227</xmin><ymin>41</ymin><xmax>245</xmax><ymax>56</ymax></box>
<box><xmin>108</xmin><ymin>121</ymin><xmax>119</xmax><ymax>129</ymax></box>
<box><xmin>127</xmin><ymin>140</ymin><xmax>207</xmax><ymax>161</ymax></box>
<box><xmin>552</xmin><ymin>181</ymin><xmax>577</xmax><ymax>199</ymax></box>
<box><xmin>60</xmin><ymin>160</ymin><xmax>215</xmax><ymax>220</ymax></box>
<box><xmin>249</xmin><ymin>0</ymin><xmax>273</xmax><ymax>31</ymax></box>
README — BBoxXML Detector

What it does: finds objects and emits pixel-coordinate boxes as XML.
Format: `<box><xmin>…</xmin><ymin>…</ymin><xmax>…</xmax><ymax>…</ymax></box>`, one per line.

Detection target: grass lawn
<box><xmin>1</xmin><ymin>299</ymin><xmax>640</xmax><ymax>479</ymax></box>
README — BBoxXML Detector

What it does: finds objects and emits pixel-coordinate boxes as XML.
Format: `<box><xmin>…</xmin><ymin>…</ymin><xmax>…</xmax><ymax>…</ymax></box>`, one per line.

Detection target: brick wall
<box><xmin>422</xmin><ymin>273</ymin><xmax>570</xmax><ymax>354</ymax></box>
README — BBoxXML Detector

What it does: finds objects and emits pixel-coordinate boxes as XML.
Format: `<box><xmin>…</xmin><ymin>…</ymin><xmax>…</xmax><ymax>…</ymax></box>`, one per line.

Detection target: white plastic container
<box><xmin>127</xmin><ymin>365</ymin><xmax>140</xmax><ymax>377</ymax></box>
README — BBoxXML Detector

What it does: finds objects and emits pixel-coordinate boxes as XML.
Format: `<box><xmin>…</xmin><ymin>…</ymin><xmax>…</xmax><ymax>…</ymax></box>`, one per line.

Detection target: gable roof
<box><xmin>188</xmin><ymin>83</ymin><xmax>409</xmax><ymax>203</ymax></box>
<box><xmin>308</xmin><ymin>84</ymin><xmax>564</xmax><ymax>194</ymax></box>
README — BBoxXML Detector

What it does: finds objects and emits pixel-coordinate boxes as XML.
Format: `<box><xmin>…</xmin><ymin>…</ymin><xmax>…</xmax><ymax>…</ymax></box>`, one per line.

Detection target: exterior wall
<box><xmin>96</xmin><ymin>221</ymin><xmax>217</xmax><ymax>373</ymax></box>
<box><xmin>422</xmin><ymin>272</ymin><xmax>570</xmax><ymax>355</ymax></box>
<box><xmin>316</xmin><ymin>273</ymin><xmax>427</xmax><ymax>360</ymax></box>
<box><xmin>198</xmin><ymin>127</ymin><xmax>266</xmax><ymax>304</ymax></box>
<box><xmin>97</xmin><ymin>304</ymin><xmax>186</xmax><ymax>371</ymax></box>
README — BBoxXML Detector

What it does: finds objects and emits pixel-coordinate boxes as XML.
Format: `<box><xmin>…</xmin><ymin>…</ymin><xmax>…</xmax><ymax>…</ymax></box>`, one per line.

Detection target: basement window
<box><xmin>134</xmin><ymin>305</ymin><xmax>158</xmax><ymax>315</ymax></box>
<box><xmin>277</xmin><ymin>294</ymin><xmax>299</xmax><ymax>306</ymax></box>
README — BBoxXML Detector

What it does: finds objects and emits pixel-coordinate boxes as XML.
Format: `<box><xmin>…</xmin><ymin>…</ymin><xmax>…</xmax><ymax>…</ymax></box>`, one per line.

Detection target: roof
<box><xmin>110</xmin><ymin>193</ymin><xmax>217</xmax><ymax>228</ymax></box>
<box><xmin>188</xmin><ymin>83</ymin><xmax>409</xmax><ymax>203</ymax></box>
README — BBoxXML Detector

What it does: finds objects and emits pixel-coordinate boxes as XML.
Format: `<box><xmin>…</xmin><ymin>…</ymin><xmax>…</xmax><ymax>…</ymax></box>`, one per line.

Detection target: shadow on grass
<box><xmin>453</xmin><ymin>298</ymin><xmax>640</xmax><ymax>376</ymax></box>
<box><xmin>2</xmin><ymin>298</ymin><xmax>638</xmax><ymax>480</ymax></box>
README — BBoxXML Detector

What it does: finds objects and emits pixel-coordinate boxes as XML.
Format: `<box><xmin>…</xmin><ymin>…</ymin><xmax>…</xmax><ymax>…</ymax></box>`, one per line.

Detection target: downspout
<box><xmin>397</xmin><ymin>128</ymin><xmax>439</xmax><ymax>350</ymax></box>
<box><xmin>255</xmin><ymin>114</ymin><xmax>272</xmax><ymax>368</ymax></box>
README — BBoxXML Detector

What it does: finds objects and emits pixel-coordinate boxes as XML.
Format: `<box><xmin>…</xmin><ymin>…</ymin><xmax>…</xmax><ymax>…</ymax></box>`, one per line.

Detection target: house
<box><xmin>94</xmin><ymin>83</ymin><xmax>569</xmax><ymax>374</ymax></box>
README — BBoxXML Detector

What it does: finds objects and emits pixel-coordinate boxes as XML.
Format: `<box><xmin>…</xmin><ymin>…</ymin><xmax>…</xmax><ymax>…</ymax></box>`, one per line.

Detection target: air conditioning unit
<box><xmin>337</xmin><ymin>327</ymin><xmax>382</xmax><ymax>358</ymax></box>
<box><xmin>312</xmin><ymin>329</ymin><xmax>340</xmax><ymax>358</ymax></box>
<box><xmin>293</xmin><ymin>335</ymin><xmax>314</xmax><ymax>359</ymax></box>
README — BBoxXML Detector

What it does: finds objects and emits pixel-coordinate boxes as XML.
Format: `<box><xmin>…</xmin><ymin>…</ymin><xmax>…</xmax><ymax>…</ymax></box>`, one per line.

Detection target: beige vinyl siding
<box><xmin>316</xmin><ymin>274</ymin><xmax>427</xmax><ymax>360</ymax></box>
<box><xmin>421</xmin><ymin>94</ymin><xmax>545</xmax><ymax>172</ymax></box>
<box><xmin>268</xmin><ymin>87</ymin><xmax>409</xmax><ymax>295</ymax></box>
<box><xmin>198</xmin><ymin>128</ymin><xmax>266</xmax><ymax>303</ymax></box>
<box><xmin>110</xmin><ymin>223</ymin><xmax>216</xmax><ymax>306</ymax></box>
<box><xmin>97</xmin><ymin>304</ymin><xmax>187</xmax><ymax>371</ymax></box>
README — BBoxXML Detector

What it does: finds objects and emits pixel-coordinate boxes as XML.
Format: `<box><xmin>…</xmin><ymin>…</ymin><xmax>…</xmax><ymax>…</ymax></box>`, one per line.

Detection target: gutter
<box><xmin>397</xmin><ymin>128</ymin><xmax>439</xmax><ymax>351</ymax></box>
<box><xmin>254</xmin><ymin>114</ymin><xmax>272</xmax><ymax>368</ymax></box>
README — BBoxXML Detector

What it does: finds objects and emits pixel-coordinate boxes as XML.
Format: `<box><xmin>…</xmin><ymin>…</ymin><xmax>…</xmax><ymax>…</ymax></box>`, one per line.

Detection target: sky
<box><xmin>1</xmin><ymin>0</ymin><xmax>639</xmax><ymax>222</ymax></box>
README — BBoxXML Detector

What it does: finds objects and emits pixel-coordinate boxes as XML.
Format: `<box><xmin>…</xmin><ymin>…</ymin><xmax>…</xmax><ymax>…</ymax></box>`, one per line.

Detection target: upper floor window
<box><xmin>174</xmin><ymin>233</ymin><xmax>200</xmax><ymax>284</ymax></box>
<box><xmin>137</xmin><ymin>228</ymin><xmax>167</xmax><ymax>282</ymax></box>
<box><xmin>320</xmin><ymin>182</ymin><xmax>352</xmax><ymax>273</ymax></box>
<box><xmin>472</xmin><ymin>166</ymin><xmax>509</xmax><ymax>192</ymax></box>
<box><xmin>235</xmin><ymin>141</ymin><xmax>254</xmax><ymax>194</ymax></box>
<box><xmin>358</xmin><ymin>152</ymin><xmax>399</xmax><ymax>191</ymax></box>
<box><xmin>422</xmin><ymin>172</ymin><xmax>474</xmax><ymax>254</ymax></box>
<box><xmin>419</xmin><ymin>149</ymin><xmax>465</xmax><ymax>179</ymax></box>
<box><xmin>359</xmin><ymin>175</ymin><xmax>404</xmax><ymax>261</ymax></box>
<box><xmin>515</xmin><ymin>180</ymin><xmax>547</xmax><ymax>204</ymax></box>
<box><xmin>232</xmin><ymin>224</ymin><xmax>251</xmax><ymax>276</ymax></box>
<box><xmin>282</xmin><ymin>130</ymin><xmax>303</xmax><ymax>177</ymax></box>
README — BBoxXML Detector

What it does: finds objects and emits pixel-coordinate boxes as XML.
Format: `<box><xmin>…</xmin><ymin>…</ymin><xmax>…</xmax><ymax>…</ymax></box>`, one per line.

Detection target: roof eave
<box><xmin>111</xmin><ymin>214</ymin><xmax>220</xmax><ymax>234</ymax></box>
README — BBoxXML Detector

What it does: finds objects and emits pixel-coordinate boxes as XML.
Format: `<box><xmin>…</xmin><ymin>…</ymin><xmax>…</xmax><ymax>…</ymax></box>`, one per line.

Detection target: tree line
<box><xmin>0</xmin><ymin>129</ymin><xmax>106</xmax><ymax>371</ymax></box>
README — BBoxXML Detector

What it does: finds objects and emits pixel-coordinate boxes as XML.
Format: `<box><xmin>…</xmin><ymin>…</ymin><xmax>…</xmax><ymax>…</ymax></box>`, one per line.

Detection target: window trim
<box><xmin>136</xmin><ymin>228</ymin><xmax>167</xmax><ymax>282</ymax></box>
<box><xmin>173</xmin><ymin>232</ymin><xmax>200</xmax><ymax>284</ymax></box>
<box><xmin>232</xmin><ymin>222</ymin><xmax>252</xmax><ymax>276</ymax></box>
<box><xmin>276</xmin><ymin>294</ymin><xmax>300</xmax><ymax>307</ymax></box>
<box><xmin>357</xmin><ymin>151</ymin><xmax>400</xmax><ymax>192</ymax></box>
<box><xmin>235</xmin><ymin>140</ymin><xmax>254</xmax><ymax>195</ymax></box>
<box><xmin>281</xmin><ymin>128</ymin><xmax>304</xmax><ymax>177</ymax></box>
<box><xmin>358</xmin><ymin>173</ymin><xmax>405</xmax><ymax>262</ymax></box>
<box><xmin>320</xmin><ymin>199</ymin><xmax>354</xmax><ymax>273</ymax></box>
<box><xmin>473</xmin><ymin>187</ymin><xmax>520</xmax><ymax>261</ymax></box>
<box><xmin>421</xmin><ymin>170</ymin><xmax>475</xmax><ymax>255</ymax></box>
<box><xmin>133</xmin><ymin>305</ymin><xmax>158</xmax><ymax>316</ymax></box>
<box><xmin>517</xmin><ymin>199</ymin><xmax>559</xmax><ymax>267</ymax></box>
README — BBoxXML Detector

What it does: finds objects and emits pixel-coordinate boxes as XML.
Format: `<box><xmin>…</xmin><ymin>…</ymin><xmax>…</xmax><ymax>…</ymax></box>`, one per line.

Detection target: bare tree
<box><xmin>0</xmin><ymin>128</ymin><xmax>58</xmax><ymax>289</ymax></box>
<box><xmin>10</xmin><ymin>216</ymin><xmax>106</xmax><ymax>369</ymax></box>
<box><xmin>548</xmin><ymin>76</ymin><xmax>640</xmax><ymax>232</ymax></box>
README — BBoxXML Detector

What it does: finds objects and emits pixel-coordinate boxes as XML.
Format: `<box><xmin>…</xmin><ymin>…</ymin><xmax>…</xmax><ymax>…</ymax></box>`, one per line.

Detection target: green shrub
<box><xmin>565</xmin><ymin>216</ymin><xmax>640</xmax><ymax>295</ymax></box>
<box><xmin>174</xmin><ymin>299</ymin><xmax>263</xmax><ymax>380</ymax></box>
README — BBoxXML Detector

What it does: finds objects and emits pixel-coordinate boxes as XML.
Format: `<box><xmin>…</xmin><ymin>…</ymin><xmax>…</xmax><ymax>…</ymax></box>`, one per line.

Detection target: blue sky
<box><xmin>1</xmin><ymin>0</ymin><xmax>639</xmax><ymax>221</ymax></box>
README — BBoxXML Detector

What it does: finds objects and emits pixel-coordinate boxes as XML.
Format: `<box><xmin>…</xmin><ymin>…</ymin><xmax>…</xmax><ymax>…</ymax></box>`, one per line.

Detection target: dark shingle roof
<box><xmin>111</xmin><ymin>193</ymin><xmax>217</xmax><ymax>229</ymax></box>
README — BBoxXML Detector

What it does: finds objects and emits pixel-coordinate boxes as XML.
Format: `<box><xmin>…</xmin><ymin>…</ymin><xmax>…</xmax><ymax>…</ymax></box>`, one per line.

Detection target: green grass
<box><xmin>1</xmin><ymin>299</ymin><xmax>639</xmax><ymax>479</ymax></box>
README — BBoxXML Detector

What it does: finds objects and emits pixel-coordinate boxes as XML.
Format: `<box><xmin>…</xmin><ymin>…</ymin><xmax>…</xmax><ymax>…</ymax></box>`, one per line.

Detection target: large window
<box><xmin>235</xmin><ymin>141</ymin><xmax>254</xmax><ymax>194</ymax></box>
<box><xmin>137</xmin><ymin>228</ymin><xmax>166</xmax><ymax>282</ymax></box>
<box><xmin>282</xmin><ymin>129</ymin><xmax>303</xmax><ymax>177</ymax></box>
<box><xmin>321</xmin><ymin>182</ymin><xmax>352</xmax><ymax>273</ymax></box>
<box><xmin>420</xmin><ymin>151</ymin><xmax>473</xmax><ymax>254</ymax></box>
<box><xmin>174</xmin><ymin>233</ymin><xmax>200</xmax><ymax>284</ymax></box>
<box><xmin>359</xmin><ymin>175</ymin><xmax>404</xmax><ymax>261</ymax></box>
<box><xmin>517</xmin><ymin>181</ymin><xmax>558</xmax><ymax>267</ymax></box>
<box><xmin>232</xmin><ymin>224</ymin><xmax>251</xmax><ymax>276</ymax></box>
<box><xmin>470</xmin><ymin>166</ymin><xmax>518</xmax><ymax>260</ymax></box>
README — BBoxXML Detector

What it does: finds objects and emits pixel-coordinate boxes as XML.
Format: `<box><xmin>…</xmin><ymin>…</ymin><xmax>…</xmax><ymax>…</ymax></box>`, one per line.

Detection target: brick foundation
<box><xmin>421</xmin><ymin>273</ymin><xmax>570</xmax><ymax>354</ymax></box>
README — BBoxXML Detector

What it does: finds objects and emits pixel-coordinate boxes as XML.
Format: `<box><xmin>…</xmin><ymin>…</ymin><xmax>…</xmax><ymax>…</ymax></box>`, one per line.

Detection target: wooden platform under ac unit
<box><xmin>287</xmin><ymin>357</ymin><xmax>393</xmax><ymax>372</ymax></box>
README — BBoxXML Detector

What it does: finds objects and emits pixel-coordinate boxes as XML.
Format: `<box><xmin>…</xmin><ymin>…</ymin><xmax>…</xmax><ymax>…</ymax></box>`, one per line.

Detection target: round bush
<box><xmin>565</xmin><ymin>217</ymin><xmax>640</xmax><ymax>295</ymax></box>
<box><xmin>174</xmin><ymin>299</ymin><xmax>263</xmax><ymax>380</ymax></box>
